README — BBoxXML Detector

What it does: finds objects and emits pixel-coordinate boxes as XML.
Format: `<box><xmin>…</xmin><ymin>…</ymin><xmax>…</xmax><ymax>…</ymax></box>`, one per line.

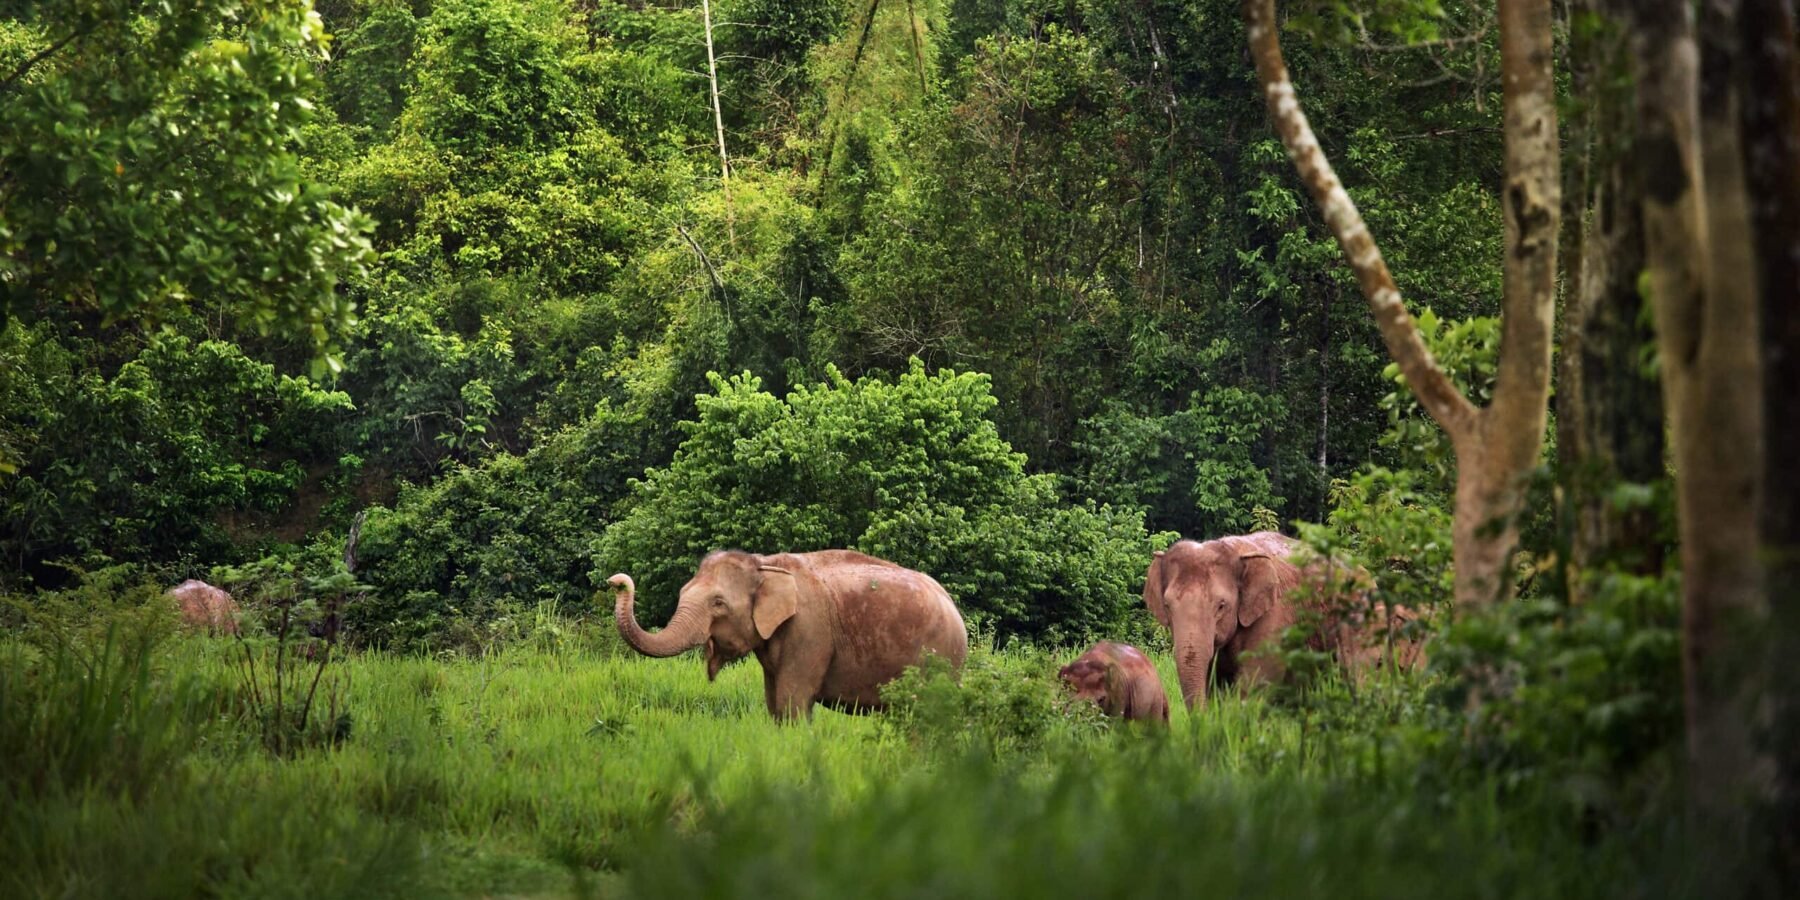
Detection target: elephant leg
<box><xmin>1235</xmin><ymin>650</ymin><xmax>1284</xmax><ymax>690</ymax></box>
<box><xmin>761</xmin><ymin>659</ymin><xmax>824</xmax><ymax>722</ymax></box>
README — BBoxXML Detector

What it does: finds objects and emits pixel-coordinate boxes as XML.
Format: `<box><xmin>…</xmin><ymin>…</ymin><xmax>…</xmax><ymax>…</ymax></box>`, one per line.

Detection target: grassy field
<box><xmin>0</xmin><ymin>610</ymin><xmax>1728</xmax><ymax>899</ymax></box>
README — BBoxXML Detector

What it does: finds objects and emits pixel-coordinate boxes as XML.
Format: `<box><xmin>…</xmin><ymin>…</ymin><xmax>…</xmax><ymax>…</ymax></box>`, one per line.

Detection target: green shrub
<box><xmin>1072</xmin><ymin>386</ymin><xmax>1285</xmax><ymax>538</ymax></box>
<box><xmin>1294</xmin><ymin>466</ymin><xmax>1456</xmax><ymax>617</ymax></box>
<box><xmin>594</xmin><ymin>362</ymin><xmax>1153</xmax><ymax>641</ymax></box>
<box><xmin>878</xmin><ymin>649</ymin><xmax>1108</xmax><ymax>758</ymax></box>
<box><xmin>1427</xmin><ymin>571</ymin><xmax>1683</xmax><ymax>808</ymax></box>
<box><xmin>0</xmin><ymin>326</ymin><xmax>354</xmax><ymax>589</ymax></box>
<box><xmin>348</xmin><ymin>400</ymin><xmax>650</xmax><ymax>650</ymax></box>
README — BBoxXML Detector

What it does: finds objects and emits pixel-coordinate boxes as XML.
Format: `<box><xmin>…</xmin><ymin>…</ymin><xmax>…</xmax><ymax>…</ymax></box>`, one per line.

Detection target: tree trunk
<box><xmin>1560</xmin><ymin>1</ymin><xmax>1666</xmax><ymax>583</ymax></box>
<box><xmin>1241</xmin><ymin>0</ymin><xmax>1558</xmax><ymax>609</ymax></box>
<box><xmin>1737</xmin><ymin>0</ymin><xmax>1800</xmax><ymax>875</ymax></box>
<box><xmin>701</xmin><ymin>0</ymin><xmax>734</xmax><ymax>242</ymax></box>
<box><xmin>1630</xmin><ymin>0</ymin><xmax>1769</xmax><ymax>818</ymax></box>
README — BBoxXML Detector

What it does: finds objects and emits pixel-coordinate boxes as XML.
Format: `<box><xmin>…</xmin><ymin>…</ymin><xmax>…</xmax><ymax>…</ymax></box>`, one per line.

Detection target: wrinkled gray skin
<box><xmin>612</xmin><ymin>549</ymin><xmax>968</xmax><ymax>721</ymax></box>
<box><xmin>1142</xmin><ymin>532</ymin><xmax>1301</xmax><ymax>709</ymax></box>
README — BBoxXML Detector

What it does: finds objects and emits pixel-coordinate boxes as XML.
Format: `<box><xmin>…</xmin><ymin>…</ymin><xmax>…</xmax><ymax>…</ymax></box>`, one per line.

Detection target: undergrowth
<box><xmin>0</xmin><ymin>579</ymin><xmax>1749</xmax><ymax>899</ymax></box>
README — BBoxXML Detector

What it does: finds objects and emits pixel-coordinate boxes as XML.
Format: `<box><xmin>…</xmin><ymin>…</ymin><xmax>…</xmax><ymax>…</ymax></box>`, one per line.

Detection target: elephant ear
<box><xmin>1142</xmin><ymin>551</ymin><xmax>1170</xmax><ymax>627</ymax></box>
<box><xmin>752</xmin><ymin>565</ymin><xmax>799</xmax><ymax>641</ymax></box>
<box><xmin>1237</xmin><ymin>554</ymin><xmax>1283</xmax><ymax>629</ymax></box>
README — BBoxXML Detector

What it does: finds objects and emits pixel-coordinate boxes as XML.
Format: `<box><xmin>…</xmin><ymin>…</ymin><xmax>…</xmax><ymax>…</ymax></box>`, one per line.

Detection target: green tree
<box><xmin>0</xmin><ymin>0</ymin><xmax>374</xmax><ymax>362</ymax></box>
<box><xmin>596</xmin><ymin>363</ymin><xmax>1153</xmax><ymax>642</ymax></box>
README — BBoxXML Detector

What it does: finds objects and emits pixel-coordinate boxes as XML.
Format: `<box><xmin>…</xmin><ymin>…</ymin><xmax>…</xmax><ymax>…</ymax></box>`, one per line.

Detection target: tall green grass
<box><xmin>0</xmin><ymin>601</ymin><xmax>1738</xmax><ymax>899</ymax></box>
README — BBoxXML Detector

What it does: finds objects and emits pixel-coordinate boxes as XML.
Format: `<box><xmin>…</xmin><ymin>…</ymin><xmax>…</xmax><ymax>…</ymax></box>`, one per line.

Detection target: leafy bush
<box><xmin>0</xmin><ymin>327</ymin><xmax>354</xmax><ymax>589</ymax></box>
<box><xmin>1378</xmin><ymin>310</ymin><xmax>1500</xmax><ymax>491</ymax></box>
<box><xmin>1072</xmin><ymin>386</ymin><xmax>1285</xmax><ymax>538</ymax></box>
<box><xmin>594</xmin><ymin>362</ymin><xmax>1153</xmax><ymax>641</ymax></box>
<box><xmin>348</xmin><ymin>400</ymin><xmax>654</xmax><ymax>650</ymax></box>
<box><xmin>212</xmin><ymin>555</ymin><xmax>362</xmax><ymax>754</ymax></box>
<box><xmin>1427</xmin><ymin>571</ymin><xmax>1683</xmax><ymax>808</ymax></box>
<box><xmin>1294</xmin><ymin>466</ymin><xmax>1456</xmax><ymax>618</ymax></box>
<box><xmin>408</xmin><ymin>0</ymin><xmax>590</xmax><ymax>156</ymax></box>
<box><xmin>879</xmin><ymin>650</ymin><xmax>1107</xmax><ymax>758</ymax></box>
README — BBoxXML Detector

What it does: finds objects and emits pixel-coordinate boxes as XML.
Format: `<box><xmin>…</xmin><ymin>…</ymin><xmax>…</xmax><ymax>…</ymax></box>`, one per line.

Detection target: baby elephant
<box><xmin>1058</xmin><ymin>641</ymin><xmax>1170</xmax><ymax>724</ymax></box>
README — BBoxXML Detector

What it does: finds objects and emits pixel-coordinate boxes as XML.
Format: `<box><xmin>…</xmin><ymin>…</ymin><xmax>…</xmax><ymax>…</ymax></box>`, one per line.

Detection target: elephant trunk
<box><xmin>1172</xmin><ymin>607</ymin><xmax>1214</xmax><ymax>710</ymax></box>
<box><xmin>611</xmin><ymin>573</ymin><xmax>707</xmax><ymax>658</ymax></box>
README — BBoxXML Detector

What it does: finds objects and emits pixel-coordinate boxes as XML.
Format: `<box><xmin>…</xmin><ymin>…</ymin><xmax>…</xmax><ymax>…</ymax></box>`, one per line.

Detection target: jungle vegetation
<box><xmin>1</xmin><ymin>0</ymin><xmax>1796</xmax><ymax>896</ymax></box>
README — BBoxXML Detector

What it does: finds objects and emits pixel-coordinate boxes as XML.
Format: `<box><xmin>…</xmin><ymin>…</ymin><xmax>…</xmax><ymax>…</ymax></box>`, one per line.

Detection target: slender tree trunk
<box><xmin>1560</xmin><ymin>1</ymin><xmax>1666</xmax><ymax>583</ymax></box>
<box><xmin>1317</xmin><ymin>283</ymin><xmax>1331</xmax><ymax>513</ymax></box>
<box><xmin>1242</xmin><ymin>0</ymin><xmax>1558</xmax><ymax>608</ymax></box>
<box><xmin>1631</xmin><ymin>0</ymin><xmax>1769</xmax><ymax>818</ymax></box>
<box><xmin>1736</xmin><ymin>0</ymin><xmax>1800</xmax><ymax>876</ymax></box>
<box><xmin>701</xmin><ymin>0</ymin><xmax>734</xmax><ymax>242</ymax></box>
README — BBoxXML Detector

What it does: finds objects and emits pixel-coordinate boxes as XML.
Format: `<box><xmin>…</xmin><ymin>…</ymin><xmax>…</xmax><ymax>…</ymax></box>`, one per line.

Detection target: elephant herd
<box><xmin>609</xmin><ymin>531</ymin><xmax>1427</xmax><ymax>723</ymax></box>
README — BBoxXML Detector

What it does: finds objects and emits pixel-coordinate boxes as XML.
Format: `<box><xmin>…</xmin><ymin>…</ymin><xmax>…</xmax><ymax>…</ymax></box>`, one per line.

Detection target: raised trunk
<box><xmin>611</xmin><ymin>574</ymin><xmax>708</xmax><ymax>658</ymax></box>
<box><xmin>1171</xmin><ymin>608</ymin><xmax>1214</xmax><ymax>710</ymax></box>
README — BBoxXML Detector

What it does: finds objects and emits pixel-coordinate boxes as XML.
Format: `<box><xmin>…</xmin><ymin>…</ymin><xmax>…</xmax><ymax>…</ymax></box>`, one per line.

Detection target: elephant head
<box><xmin>611</xmin><ymin>551</ymin><xmax>799</xmax><ymax>680</ymax></box>
<box><xmin>1143</xmin><ymin>534</ymin><xmax>1296</xmax><ymax>708</ymax></box>
<box><xmin>1058</xmin><ymin>657</ymin><xmax>1120</xmax><ymax>710</ymax></box>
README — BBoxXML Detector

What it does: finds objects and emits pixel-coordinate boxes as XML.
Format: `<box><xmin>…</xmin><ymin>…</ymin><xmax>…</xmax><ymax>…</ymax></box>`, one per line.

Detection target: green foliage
<box><xmin>596</xmin><ymin>363</ymin><xmax>1152</xmax><ymax>641</ymax></box>
<box><xmin>0</xmin><ymin>574</ymin><xmax>197</xmax><ymax>801</ymax></box>
<box><xmin>621</xmin><ymin>737</ymin><xmax>1709</xmax><ymax>900</ymax></box>
<box><xmin>212</xmin><ymin>554</ymin><xmax>361</xmax><ymax>754</ymax></box>
<box><xmin>879</xmin><ymin>648</ymin><xmax>1107</xmax><ymax>757</ymax></box>
<box><xmin>347</xmin><ymin>398</ymin><xmax>656</xmax><ymax>649</ymax></box>
<box><xmin>408</xmin><ymin>0</ymin><xmax>588</xmax><ymax>156</ymax></box>
<box><xmin>1380</xmin><ymin>310</ymin><xmax>1501</xmax><ymax>488</ymax></box>
<box><xmin>1428</xmin><ymin>572</ymin><xmax>1684</xmax><ymax>808</ymax></box>
<box><xmin>1073</xmin><ymin>387</ymin><xmax>1285</xmax><ymax>538</ymax></box>
<box><xmin>0</xmin><ymin>325</ymin><xmax>353</xmax><ymax>588</ymax></box>
<box><xmin>0</xmin><ymin>579</ymin><xmax>432</xmax><ymax>898</ymax></box>
<box><xmin>325</xmin><ymin>1</ymin><xmax>421</xmax><ymax>136</ymax></box>
<box><xmin>1296</xmin><ymin>466</ymin><xmax>1456</xmax><ymax>616</ymax></box>
<box><xmin>0</xmin><ymin>0</ymin><xmax>375</xmax><ymax>359</ymax></box>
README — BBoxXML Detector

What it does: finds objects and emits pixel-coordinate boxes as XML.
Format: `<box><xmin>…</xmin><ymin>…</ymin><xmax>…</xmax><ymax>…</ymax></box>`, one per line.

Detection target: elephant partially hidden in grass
<box><xmin>1058</xmin><ymin>641</ymin><xmax>1170</xmax><ymax>724</ymax></box>
<box><xmin>610</xmin><ymin>550</ymin><xmax>969</xmax><ymax>720</ymax></box>
<box><xmin>1144</xmin><ymin>532</ymin><xmax>1425</xmax><ymax>709</ymax></box>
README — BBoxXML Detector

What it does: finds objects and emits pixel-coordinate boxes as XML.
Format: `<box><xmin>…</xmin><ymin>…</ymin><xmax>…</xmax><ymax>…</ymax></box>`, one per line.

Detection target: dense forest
<box><xmin>3</xmin><ymin>0</ymin><xmax>1511</xmax><ymax>638</ymax></box>
<box><xmin>2</xmin><ymin>0</ymin><xmax>1796</xmax><ymax>897</ymax></box>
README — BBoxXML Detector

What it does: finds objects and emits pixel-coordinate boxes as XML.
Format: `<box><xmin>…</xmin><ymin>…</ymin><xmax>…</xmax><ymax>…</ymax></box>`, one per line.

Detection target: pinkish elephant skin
<box><xmin>1058</xmin><ymin>641</ymin><xmax>1170</xmax><ymax>724</ymax></box>
<box><xmin>611</xmin><ymin>549</ymin><xmax>969</xmax><ymax>721</ymax></box>
<box><xmin>1142</xmin><ymin>532</ymin><xmax>1427</xmax><ymax>710</ymax></box>
<box><xmin>168</xmin><ymin>580</ymin><xmax>240</xmax><ymax>635</ymax></box>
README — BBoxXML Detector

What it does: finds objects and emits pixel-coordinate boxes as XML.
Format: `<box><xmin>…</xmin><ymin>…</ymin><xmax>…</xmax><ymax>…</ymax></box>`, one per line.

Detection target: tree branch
<box><xmin>0</xmin><ymin>27</ymin><xmax>86</xmax><ymax>94</ymax></box>
<box><xmin>1241</xmin><ymin>0</ymin><xmax>1477</xmax><ymax>437</ymax></box>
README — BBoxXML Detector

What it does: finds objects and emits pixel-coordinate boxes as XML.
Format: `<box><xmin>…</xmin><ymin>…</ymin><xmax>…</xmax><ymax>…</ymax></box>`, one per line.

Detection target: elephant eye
<box><xmin>711</xmin><ymin>595</ymin><xmax>726</xmax><ymax>609</ymax></box>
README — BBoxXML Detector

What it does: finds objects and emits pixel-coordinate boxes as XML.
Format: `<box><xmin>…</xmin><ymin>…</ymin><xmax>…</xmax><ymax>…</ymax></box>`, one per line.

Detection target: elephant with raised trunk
<box><xmin>610</xmin><ymin>549</ymin><xmax>968</xmax><ymax>720</ymax></box>
<box><xmin>1144</xmin><ymin>532</ymin><xmax>1428</xmax><ymax>709</ymax></box>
